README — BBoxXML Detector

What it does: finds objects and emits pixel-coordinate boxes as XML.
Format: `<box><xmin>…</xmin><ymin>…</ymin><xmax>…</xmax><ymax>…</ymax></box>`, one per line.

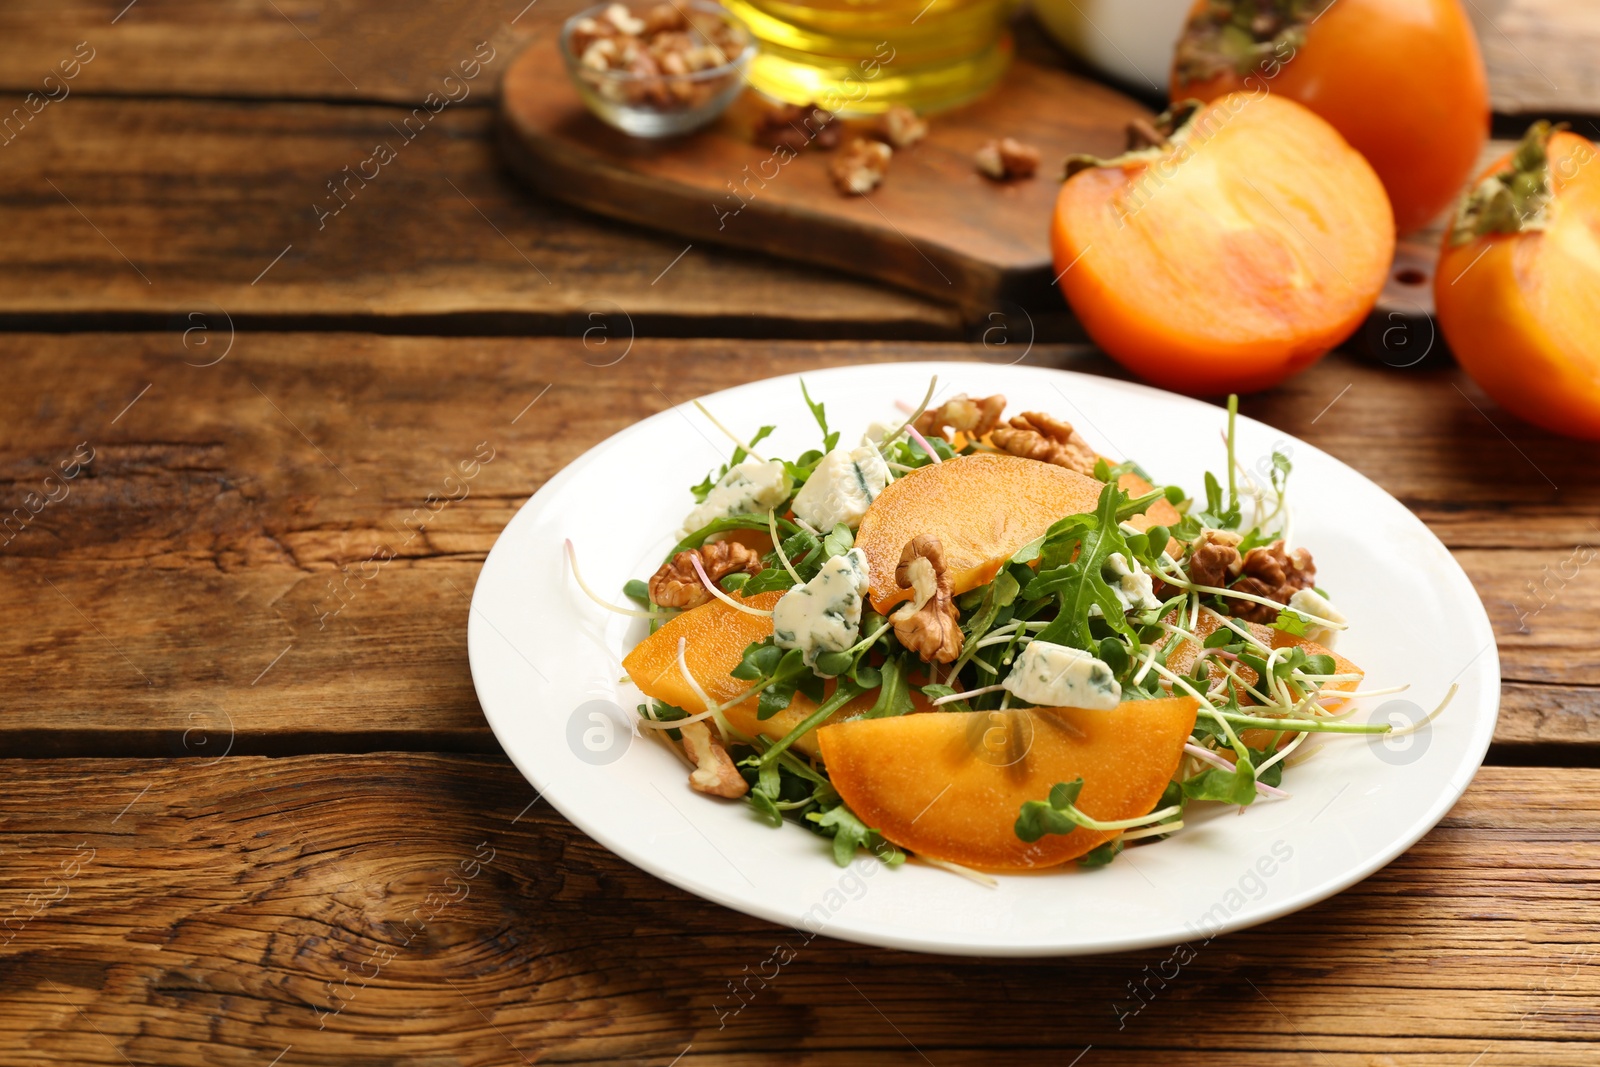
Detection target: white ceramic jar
<box><xmin>1032</xmin><ymin>0</ymin><xmax>1195</xmax><ymax>93</ymax></box>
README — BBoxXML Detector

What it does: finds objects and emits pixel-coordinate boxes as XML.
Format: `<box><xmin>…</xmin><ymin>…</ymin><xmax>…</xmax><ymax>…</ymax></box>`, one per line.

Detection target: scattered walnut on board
<box><xmin>870</xmin><ymin>105</ymin><xmax>928</xmax><ymax>149</ymax></box>
<box><xmin>975</xmin><ymin>137</ymin><xmax>1040</xmax><ymax>181</ymax></box>
<box><xmin>991</xmin><ymin>411</ymin><xmax>1098</xmax><ymax>476</ymax></box>
<box><xmin>831</xmin><ymin>138</ymin><xmax>893</xmax><ymax>196</ymax></box>
<box><xmin>891</xmin><ymin>535</ymin><xmax>963</xmax><ymax>663</ymax></box>
<box><xmin>754</xmin><ymin>100</ymin><xmax>838</xmax><ymax>152</ymax></box>
<box><xmin>648</xmin><ymin>541</ymin><xmax>764</xmax><ymax>609</ymax></box>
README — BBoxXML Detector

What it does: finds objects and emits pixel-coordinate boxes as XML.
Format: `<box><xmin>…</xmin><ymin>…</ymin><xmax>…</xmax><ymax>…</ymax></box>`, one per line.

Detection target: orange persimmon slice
<box><xmin>817</xmin><ymin>697</ymin><xmax>1199</xmax><ymax>871</ymax></box>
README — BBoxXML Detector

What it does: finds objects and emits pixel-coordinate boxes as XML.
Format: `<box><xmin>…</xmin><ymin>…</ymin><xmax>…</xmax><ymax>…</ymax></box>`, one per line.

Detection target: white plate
<box><xmin>468</xmin><ymin>361</ymin><xmax>1498</xmax><ymax>957</ymax></box>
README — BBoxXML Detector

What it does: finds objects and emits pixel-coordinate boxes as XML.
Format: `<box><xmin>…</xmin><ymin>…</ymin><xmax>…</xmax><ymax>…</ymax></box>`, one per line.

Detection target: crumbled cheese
<box><xmin>677</xmin><ymin>459</ymin><xmax>792</xmax><ymax>539</ymax></box>
<box><xmin>772</xmin><ymin>548</ymin><xmax>871</xmax><ymax>667</ymax></box>
<box><xmin>1002</xmin><ymin>641</ymin><xmax>1121</xmax><ymax>710</ymax></box>
<box><xmin>1287</xmin><ymin>587</ymin><xmax>1346</xmax><ymax>649</ymax></box>
<box><xmin>791</xmin><ymin>445</ymin><xmax>891</xmax><ymax>532</ymax></box>
<box><xmin>861</xmin><ymin>419</ymin><xmax>900</xmax><ymax>447</ymax></box>
<box><xmin>1105</xmin><ymin>553</ymin><xmax>1162</xmax><ymax>612</ymax></box>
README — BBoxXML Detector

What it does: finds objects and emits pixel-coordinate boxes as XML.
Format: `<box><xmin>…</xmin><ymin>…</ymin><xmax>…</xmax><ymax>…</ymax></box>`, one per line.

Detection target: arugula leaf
<box><xmin>689</xmin><ymin>471</ymin><xmax>717</xmax><ymax>504</ymax></box>
<box><xmin>799</xmin><ymin>379</ymin><xmax>840</xmax><ymax>453</ymax></box>
<box><xmin>1026</xmin><ymin>484</ymin><xmax>1136</xmax><ymax>650</ymax></box>
<box><xmin>720</xmin><ymin>572</ymin><xmax>751</xmax><ymax>594</ymax></box>
<box><xmin>863</xmin><ymin>655</ymin><xmax>914</xmax><ymax>719</ymax></box>
<box><xmin>920</xmin><ymin>683</ymin><xmax>970</xmax><ymax>712</ymax></box>
<box><xmin>730</xmin><ymin>424</ymin><xmax>776</xmax><ymax>468</ymax></box>
<box><xmin>806</xmin><ymin>804</ymin><xmax>904</xmax><ymax>867</ymax></box>
<box><xmin>822</xmin><ymin>522</ymin><xmax>855</xmax><ymax>560</ymax></box>
<box><xmin>760</xmin><ymin>679</ymin><xmax>866</xmax><ymax>764</ymax></box>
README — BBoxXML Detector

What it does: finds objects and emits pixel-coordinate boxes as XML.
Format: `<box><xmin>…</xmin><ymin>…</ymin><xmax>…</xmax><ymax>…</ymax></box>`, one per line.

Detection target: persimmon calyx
<box><xmin>1449</xmin><ymin>121</ymin><xmax>1562</xmax><ymax>246</ymax></box>
<box><xmin>1173</xmin><ymin>0</ymin><xmax>1333</xmax><ymax>85</ymax></box>
<box><xmin>1063</xmin><ymin>101</ymin><xmax>1202</xmax><ymax>180</ymax></box>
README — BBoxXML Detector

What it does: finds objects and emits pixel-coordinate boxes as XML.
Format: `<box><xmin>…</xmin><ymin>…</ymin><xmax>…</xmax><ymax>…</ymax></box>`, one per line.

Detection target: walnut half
<box><xmin>1229</xmin><ymin>540</ymin><xmax>1316</xmax><ymax>623</ymax></box>
<box><xmin>681</xmin><ymin>721</ymin><xmax>748</xmax><ymax>798</ymax></box>
<box><xmin>915</xmin><ymin>393</ymin><xmax>1006</xmax><ymax>441</ymax></box>
<box><xmin>891</xmin><ymin>534</ymin><xmax>963</xmax><ymax>663</ymax></box>
<box><xmin>990</xmin><ymin>411</ymin><xmax>1098</xmax><ymax>476</ymax></box>
<box><xmin>648</xmin><ymin>541</ymin><xmax>763</xmax><ymax>609</ymax></box>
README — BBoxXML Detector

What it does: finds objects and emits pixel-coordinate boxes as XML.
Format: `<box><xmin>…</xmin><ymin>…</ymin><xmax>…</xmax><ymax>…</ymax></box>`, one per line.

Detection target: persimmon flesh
<box><xmin>622</xmin><ymin>591</ymin><xmax>876</xmax><ymax>757</ymax></box>
<box><xmin>1052</xmin><ymin>94</ymin><xmax>1394</xmax><ymax>395</ymax></box>
<box><xmin>1172</xmin><ymin>0</ymin><xmax>1489</xmax><ymax>237</ymax></box>
<box><xmin>1435</xmin><ymin>127</ymin><xmax>1600</xmax><ymax>440</ymax></box>
<box><xmin>818</xmin><ymin>697</ymin><xmax>1199</xmax><ymax>870</ymax></box>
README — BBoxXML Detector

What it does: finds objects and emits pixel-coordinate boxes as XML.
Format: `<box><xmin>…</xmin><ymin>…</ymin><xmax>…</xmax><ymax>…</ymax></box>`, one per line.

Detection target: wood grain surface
<box><xmin>2</xmin><ymin>335</ymin><xmax>1595</xmax><ymax>756</ymax></box>
<box><xmin>0</xmin><ymin>96</ymin><xmax>960</xmax><ymax>337</ymax></box>
<box><xmin>1</xmin><ymin>0</ymin><xmax>1597</xmax><ymax>118</ymax></box>
<box><xmin>499</xmin><ymin>34</ymin><xmax>1146</xmax><ymax>313</ymax></box>
<box><xmin>1</xmin><ymin>754</ymin><xmax>1596</xmax><ymax>1066</ymax></box>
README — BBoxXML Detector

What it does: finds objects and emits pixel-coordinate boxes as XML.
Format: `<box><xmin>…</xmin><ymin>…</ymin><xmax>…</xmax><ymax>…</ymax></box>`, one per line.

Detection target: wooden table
<box><xmin>3</xmin><ymin>4</ymin><xmax>1598</xmax><ymax>1065</ymax></box>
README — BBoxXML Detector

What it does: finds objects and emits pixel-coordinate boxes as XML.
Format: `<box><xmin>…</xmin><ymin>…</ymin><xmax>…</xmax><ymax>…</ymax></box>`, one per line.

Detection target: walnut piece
<box><xmin>975</xmin><ymin>137</ymin><xmax>1040</xmax><ymax>181</ymax></box>
<box><xmin>871</xmin><ymin>104</ymin><xmax>928</xmax><ymax>149</ymax></box>
<box><xmin>681</xmin><ymin>721</ymin><xmax>748</xmax><ymax>798</ymax></box>
<box><xmin>1185</xmin><ymin>529</ymin><xmax>1244</xmax><ymax>589</ymax></box>
<box><xmin>915</xmin><ymin>393</ymin><xmax>1006</xmax><ymax>441</ymax></box>
<box><xmin>830</xmin><ymin>137</ymin><xmax>892</xmax><ymax>196</ymax></box>
<box><xmin>891</xmin><ymin>535</ymin><xmax>963</xmax><ymax>663</ymax></box>
<box><xmin>1229</xmin><ymin>540</ymin><xmax>1316</xmax><ymax>622</ymax></box>
<box><xmin>754</xmin><ymin>101</ymin><xmax>837</xmax><ymax>152</ymax></box>
<box><xmin>648</xmin><ymin>541</ymin><xmax>763</xmax><ymax>609</ymax></box>
<box><xmin>990</xmin><ymin>411</ymin><xmax>1098</xmax><ymax>476</ymax></box>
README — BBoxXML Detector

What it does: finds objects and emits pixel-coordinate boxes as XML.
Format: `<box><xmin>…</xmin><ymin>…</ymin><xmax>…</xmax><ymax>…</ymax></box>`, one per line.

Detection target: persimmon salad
<box><xmin>570</xmin><ymin>379</ymin><xmax>1432</xmax><ymax>878</ymax></box>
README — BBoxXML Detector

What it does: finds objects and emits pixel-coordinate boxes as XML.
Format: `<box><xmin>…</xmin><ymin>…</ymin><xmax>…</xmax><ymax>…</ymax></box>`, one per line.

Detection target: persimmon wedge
<box><xmin>856</xmin><ymin>453</ymin><xmax>1105</xmax><ymax>614</ymax></box>
<box><xmin>818</xmin><ymin>697</ymin><xmax>1198</xmax><ymax>871</ymax></box>
<box><xmin>1172</xmin><ymin>0</ymin><xmax>1488</xmax><ymax>236</ymax></box>
<box><xmin>1436</xmin><ymin>125</ymin><xmax>1600</xmax><ymax>440</ymax></box>
<box><xmin>819</xmin><ymin>700</ymin><xmax>1196</xmax><ymax>870</ymax></box>
<box><xmin>622</xmin><ymin>591</ymin><xmax>875</xmax><ymax>757</ymax></box>
<box><xmin>1163</xmin><ymin>609</ymin><xmax>1362</xmax><ymax>731</ymax></box>
<box><xmin>1052</xmin><ymin>94</ymin><xmax>1394</xmax><ymax>395</ymax></box>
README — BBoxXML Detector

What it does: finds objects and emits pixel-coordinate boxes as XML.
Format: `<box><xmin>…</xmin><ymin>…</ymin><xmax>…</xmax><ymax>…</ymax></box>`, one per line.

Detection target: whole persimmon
<box><xmin>1171</xmin><ymin>0</ymin><xmax>1489</xmax><ymax>236</ymax></box>
<box><xmin>1051</xmin><ymin>95</ymin><xmax>1394</xmax><ymax>395</ymax></box>
<box><xmin>1435</xmin><ymin>124</ymin><xmax>1600</xmax><ymax>440</ymax></box>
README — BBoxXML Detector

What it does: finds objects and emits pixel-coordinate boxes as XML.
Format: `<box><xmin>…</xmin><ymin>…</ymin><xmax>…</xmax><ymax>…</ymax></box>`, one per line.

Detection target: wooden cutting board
<box><xmin>498</xmin><ymin>32</ymin><xmax>1147</xmax><ymax>318</ymax></box>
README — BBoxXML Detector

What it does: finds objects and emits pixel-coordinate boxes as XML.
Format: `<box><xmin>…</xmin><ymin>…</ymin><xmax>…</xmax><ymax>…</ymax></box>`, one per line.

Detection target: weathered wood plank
<box><xmin>0</xmin><ymin>96</ymin><xmax>960</xmax><ymax>336</ymax></box>
<box><xmin>0</xmin><ymin>335</ymin><xmax>1595</xmax><ymax>754</ymax></box>
<box><xmin>2</xmin><ymin>0</ymin><xmax>1597</xmax><ymax>119</ymax></box>
<box><xmin>0</xmin><ymin>756</ymin><xmax>1596</xmax><ymax>1065</ymax></box>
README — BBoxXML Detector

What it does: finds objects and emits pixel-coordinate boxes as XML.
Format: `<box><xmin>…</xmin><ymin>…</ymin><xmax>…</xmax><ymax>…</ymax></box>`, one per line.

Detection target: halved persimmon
<box><xmin>1052</xmin><ymin>94</ymin><xmax>1394</xmax><ymax>395</ymax></box>
<box><xmin>1172</xmin><ymin>0</ymin><xmax>1488</xmax><ymax>237</ymax></box>
<box><xmin>818</xmin><ymin>697</ymin><xmax>1198</xmax><ymax>870</ymax></box>
<box><xmin>1435</xmin><ymin>125</ymin><xmax>1600</xmax><ymax>440</ymax></box>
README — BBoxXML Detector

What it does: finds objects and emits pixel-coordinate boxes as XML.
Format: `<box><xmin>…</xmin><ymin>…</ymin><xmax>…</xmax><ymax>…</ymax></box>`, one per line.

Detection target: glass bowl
<box><xmin>561</xmin><ymin>1</ymin><xmax>756</xmax><ymax>138</ymax></box>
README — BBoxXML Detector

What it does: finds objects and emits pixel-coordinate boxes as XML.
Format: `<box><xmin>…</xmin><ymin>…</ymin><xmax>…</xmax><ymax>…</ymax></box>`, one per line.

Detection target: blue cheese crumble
<box><xmin>1002</xmin><ymin>641</ymin><xmax>1122</xmax><ymax>710</ymax></box>
<box><xmin>772</xmin><ymin>548</ymin><xmax>871</xmax><ymax>667</ymax></box>
<box><xmin>790</xmin><ymin>445</ymin><xmax>891</xmax><ymax>532</ymax></box>
<box><xmin>677</xmin><ymin>459</ymin><xmax>792</xmax><ymax>539</ymax></box>
<box><xmin>1287</xmin><ymin>587</ymin><xmax>1346</xmax><ymax>649</ymax></box>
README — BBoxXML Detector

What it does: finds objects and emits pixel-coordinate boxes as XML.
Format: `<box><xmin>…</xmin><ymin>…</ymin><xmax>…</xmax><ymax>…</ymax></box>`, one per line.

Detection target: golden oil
<box><xmin>721</xmin><ymin>0</ymin><xmax>1016</xmax><ymax>114</ymax></box>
